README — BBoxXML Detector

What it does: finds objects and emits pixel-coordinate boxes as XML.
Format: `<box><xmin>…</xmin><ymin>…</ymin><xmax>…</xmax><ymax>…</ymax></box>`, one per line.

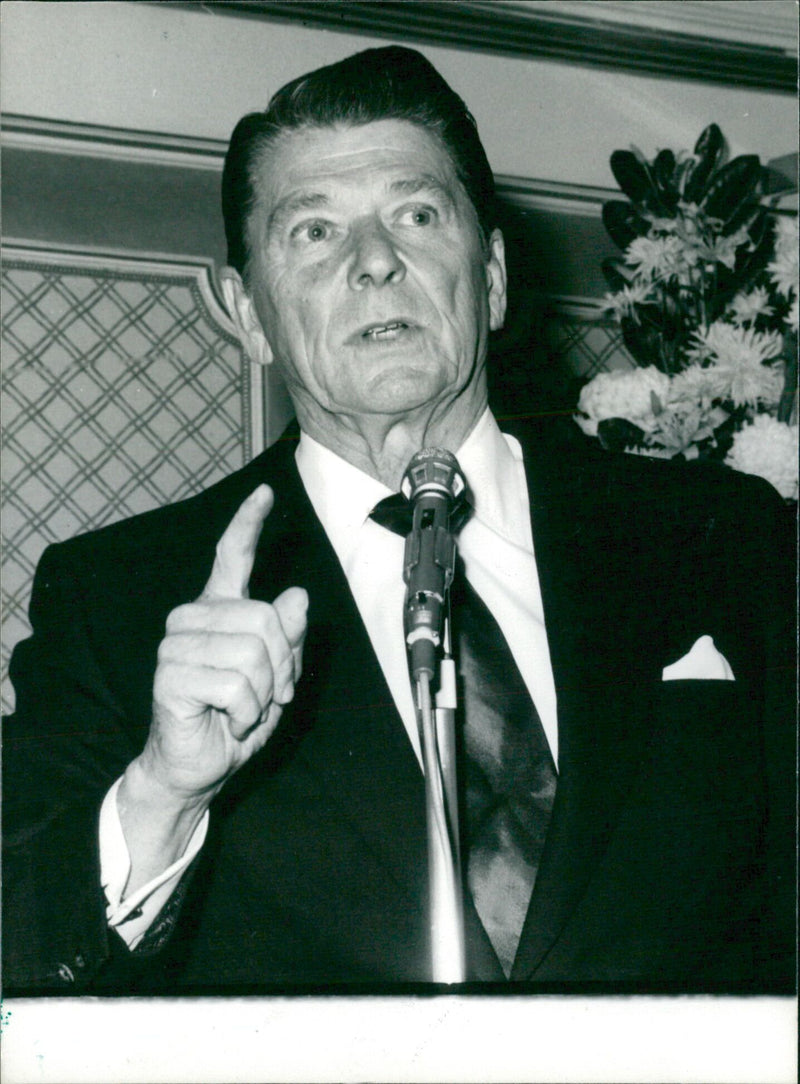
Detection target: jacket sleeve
<box><xmin>2</xmin><ymin>541</ymin><xmax>171</xmax><ymax>992</ymax></box>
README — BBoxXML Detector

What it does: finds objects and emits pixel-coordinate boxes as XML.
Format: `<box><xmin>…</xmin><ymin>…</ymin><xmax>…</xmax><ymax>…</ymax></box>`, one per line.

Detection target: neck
<box><xmin>293</xmin><ymin>388</ymin><xmax>488</xmax><ymax>490</ymax></box>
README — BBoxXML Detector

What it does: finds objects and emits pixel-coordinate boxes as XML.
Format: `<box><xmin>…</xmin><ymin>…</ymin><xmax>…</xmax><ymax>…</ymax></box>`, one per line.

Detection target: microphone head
<box><xmin>400</xmin><ymin>448</ymin><xmax>466</xmax><ymax>504</ymax></box>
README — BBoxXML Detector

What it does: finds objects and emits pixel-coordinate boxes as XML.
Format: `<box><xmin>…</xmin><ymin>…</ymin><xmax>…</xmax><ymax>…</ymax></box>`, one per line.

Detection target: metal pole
<box><xmin>416</xmin><ymin>654</ymin><xmax>465</xmax><ymax>983</ymax></box>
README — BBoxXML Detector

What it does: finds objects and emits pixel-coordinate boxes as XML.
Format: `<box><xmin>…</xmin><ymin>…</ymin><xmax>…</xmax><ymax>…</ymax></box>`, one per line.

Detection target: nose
<box><xmin>347</xmin><ymin>217</ymin><xmax>406</xmax><ymax>290</ymax></box>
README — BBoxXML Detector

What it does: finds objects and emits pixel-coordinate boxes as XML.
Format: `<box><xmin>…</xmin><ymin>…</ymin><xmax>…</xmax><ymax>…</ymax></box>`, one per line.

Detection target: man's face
<box><xmin>241</xmin><ymin>119</ymin><xmax>506</xmax><ymax>425</ymax></box>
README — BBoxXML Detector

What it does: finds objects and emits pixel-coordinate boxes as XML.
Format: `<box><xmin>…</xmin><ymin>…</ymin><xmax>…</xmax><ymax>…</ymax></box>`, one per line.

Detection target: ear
<box><xmin>219</xmin><ymin>267</ymin><xmax>274</xmax><ymax>367</ymax></box>
<box><xmin>486</xmin><ymin>228</ymin><xmax>507</xmax><ymax>332</ymax></box>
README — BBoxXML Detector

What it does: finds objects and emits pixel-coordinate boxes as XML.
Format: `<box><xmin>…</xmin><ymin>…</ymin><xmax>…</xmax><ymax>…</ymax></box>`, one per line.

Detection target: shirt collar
<box><xmin>295</xmin><ymin>407</ymin><xmax>530</xmax><ymax>555</ymax></box>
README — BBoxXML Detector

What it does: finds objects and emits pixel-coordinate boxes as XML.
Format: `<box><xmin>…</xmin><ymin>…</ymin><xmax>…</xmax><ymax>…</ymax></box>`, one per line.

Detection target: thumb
<box><xmin>273</xmin><ymin>586</ymin><xmax>309</xmax><ymax>684</ymax></box>
<box><xmin>203</xmin><ymin>484</ymin><xmax>274</xmax><ymax>599</ymax></box>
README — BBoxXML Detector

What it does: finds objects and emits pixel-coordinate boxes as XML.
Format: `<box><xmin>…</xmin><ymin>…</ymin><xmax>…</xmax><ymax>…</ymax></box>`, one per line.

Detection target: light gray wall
<box><xmin>2</xmin><ymin>1</ymin><xmax>796</xmax><ymax>187</ymax></box>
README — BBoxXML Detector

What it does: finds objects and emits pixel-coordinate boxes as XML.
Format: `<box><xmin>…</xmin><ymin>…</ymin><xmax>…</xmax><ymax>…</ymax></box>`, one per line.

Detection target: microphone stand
<box><xmin>414</xmin><ymin>617</ymin><xmax>465</xmax><ymax>983</ymax></box>
<box><xmin>401</xmin><ymin>448</ymin><xmax>467</xmax><ymax>983</ymax></box>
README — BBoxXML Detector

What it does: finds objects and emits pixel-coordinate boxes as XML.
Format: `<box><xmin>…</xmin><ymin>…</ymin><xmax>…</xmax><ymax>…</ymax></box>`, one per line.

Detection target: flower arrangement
<box><xmin>575</xmin><ymin>124</ymin><xmax>798</xmax><ymax>500</ymax></box>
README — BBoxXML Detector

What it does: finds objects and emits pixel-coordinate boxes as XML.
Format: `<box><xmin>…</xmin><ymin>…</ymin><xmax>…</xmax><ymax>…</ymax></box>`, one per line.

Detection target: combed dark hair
<box><xmin>221</xmin><ymin>45</ymin><xmax>496</xmax><ymax>281</ymax></box>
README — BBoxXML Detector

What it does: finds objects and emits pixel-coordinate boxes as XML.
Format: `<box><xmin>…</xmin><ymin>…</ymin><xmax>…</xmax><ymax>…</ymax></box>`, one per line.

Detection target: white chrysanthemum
<box><xmin>704</xmin><ymin>225</ymin><xmax>752</xmax><ymax>271</ymax></box>
<box><xmin>684</xmin><ymin>323</ymin><xmax>785</xmax><ymax>406</ymax></box>
<box><xmin>768</xmin><ymin>216</ymin><xmax>799</xmax><ymax>299</ymax></box>
<box><xmin>688</xmin><ymin>321</ymin><xmax>783</xmax><ymax>366</ymax></box>
<box><xmin>603</xmin><ymin>281</ymin><xmax>652</xmax><ymax>320</ymax></box>
<box><xmin>786</xmin><ymin>295</ymin><xmax>799</xmax><ymax>334</ymax></box>
<box><xmin>718</xmin><ymin>361</ymin><xmax>784</xmax><ymax>408</ymax></box>
<box><xmin>575</xmin><ymin>366</ymin><xmax>670</xmax><ymax>436</ymax></box>
<box><xmin>725</xmin><ymin>415</ymin><xmax>799</xmax><ymax>500</ymax></box>
<box><xmin>727</xmin><ymin>286</ymin><xmax>774</xmax><ymax>326</ymax></box>
<box><xmin>669</xmin><ymin>364</ymin><xmax>722</xmax><ymax>403</ymax></box>
<box><xmin>625</xmin><ymin>234</ymin><xmax>698</xmax><ymax>283</ymax></box>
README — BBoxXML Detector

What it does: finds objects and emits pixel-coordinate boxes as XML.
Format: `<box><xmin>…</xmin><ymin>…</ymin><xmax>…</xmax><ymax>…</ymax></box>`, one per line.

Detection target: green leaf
<box><xmin>602</xmin><ymin>200</ymin><xmax>649</xmax><ymax>250</ymax></box>
<box><xmin>673</xmin><ymin>155</ymin><xmax>696</xmax><ymax>197</ymax></box>
<box><xmin>597</xmin><ymin>417</ymin><xmax>647</xmax><ymax>452</ymax></box>
<box><xmin>761</xmin><ymin>164</ymin><xmax>798</xmax><ymax>196</ymax></box>
<box><xmin>610</xmin><ymin>150</ymin><xmax>666</xmax><ymax>212</ymax></box>
<box><xmin>601</xmin><ymin>257</ymin><xmax>629</xmax><ymax>292</ymax></box>
<box><xmin>652</xmin><ymin>149</ymin><xmax>679</xmax><ymax>211</ymax></box>
<box><xmin>721</xmin><ymin>195</ymin><xmax>761</xmax><ymax>237</ymax></box>
<box><xmin>735</xmin><ymin>211</ymin><xmax>774</xmax><ymax>277</ymax></box>
<box><xmin>685</xmin><ymin>123</ymin><xmax>725</xmax><ymax>203</ymax></box>
<box><xmin>622</xmin><ymin>318</ymin><xmax>667</xmax><ymax>369</ymax></box>
<box><xmin>703</xmin><ymin>155</ymin><xmax>762</xmax><ymax>223</ymax></box>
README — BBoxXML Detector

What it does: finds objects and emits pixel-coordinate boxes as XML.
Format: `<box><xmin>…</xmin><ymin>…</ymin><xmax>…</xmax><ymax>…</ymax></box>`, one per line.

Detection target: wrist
<box><xmin>117</xmin><ymin>757</ymin><xmax>212</xmax><ymax>891</ymax></box>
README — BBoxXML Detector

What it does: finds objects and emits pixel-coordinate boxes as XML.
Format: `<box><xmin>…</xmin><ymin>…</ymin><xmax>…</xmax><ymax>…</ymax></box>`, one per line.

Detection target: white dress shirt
<box><xmin>102</xmin><ymin>408</ymin><xmax>558</xmax><ymax>946</ymax></box>
<box><xmin>295</xmin><ymin>407</ymin><xmax>558</xmax><ymax>763</ymax></box>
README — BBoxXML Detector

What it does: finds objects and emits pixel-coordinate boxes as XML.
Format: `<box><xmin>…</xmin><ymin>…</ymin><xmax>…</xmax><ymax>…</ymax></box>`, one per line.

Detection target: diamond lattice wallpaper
<box><xmin>1</xmin><ymin>250</ymin><xmax>249</xmax><ymax>713</ymax></box>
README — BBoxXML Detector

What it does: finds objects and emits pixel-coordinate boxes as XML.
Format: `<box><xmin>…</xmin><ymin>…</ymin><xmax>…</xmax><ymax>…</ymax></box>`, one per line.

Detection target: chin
<box><xmin>360</xmin><ymin>360</ymin><xmax>453</xmax><ymax>407</ymax></box>
<box><xmin>358</xmin><ymin>376</ymin><xmax>449</xmax><ymax>416</ymax></box>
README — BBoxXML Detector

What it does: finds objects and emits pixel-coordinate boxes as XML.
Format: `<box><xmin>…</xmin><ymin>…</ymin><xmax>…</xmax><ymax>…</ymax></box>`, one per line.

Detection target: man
<box><xmin>3</xmin><ymin>46</ymin><xmax>794</xmax><ymax>993</ymax></box>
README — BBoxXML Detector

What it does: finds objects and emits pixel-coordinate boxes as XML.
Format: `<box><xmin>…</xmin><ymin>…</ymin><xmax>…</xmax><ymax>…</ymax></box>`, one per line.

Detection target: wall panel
<box><xmin>1</xmin><ymin>246</ymin><xmax>258</xmax><ymax>712</ymax></box>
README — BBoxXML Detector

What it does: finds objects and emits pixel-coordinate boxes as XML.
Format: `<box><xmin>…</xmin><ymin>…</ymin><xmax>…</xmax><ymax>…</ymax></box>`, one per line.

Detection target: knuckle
<box><xmin>256</xmin><ymin>602</ymin><xmax>282</xmax><ymax>644</ymax></box>
<box><xmin>166</xmin><ymin>602</ymin><xmax>201</xmax><ymax>633</ymax></box>
<box><xmin>229</xmin><ymin>669</ymin><xmax>252</xmax><ymax>702</ymax></box>
<box><xmin>156</xmin><ymin>637</ymin><xmax>173</xmax><ymax>664</ymax></box>
<box><xmin>153</xmin><ymin>661</ymin><xmax>180</xmax><ymax>701</ymax></box>
<box><xmin>242</xmin><ymin>631</ymin><xmax>270</xmax><ymax>672</ymax></box>
<box><xmin>158</xmin><ymin>630</ymin><xmax>202</xmax><ymax>664</ymax></box>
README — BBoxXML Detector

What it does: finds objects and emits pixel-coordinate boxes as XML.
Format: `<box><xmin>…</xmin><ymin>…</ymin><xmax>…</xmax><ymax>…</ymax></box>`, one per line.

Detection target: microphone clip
<box><xmin>400</xmin><ymin>449</ymin><xmax>468</xmax><ymax>681</ymax></box>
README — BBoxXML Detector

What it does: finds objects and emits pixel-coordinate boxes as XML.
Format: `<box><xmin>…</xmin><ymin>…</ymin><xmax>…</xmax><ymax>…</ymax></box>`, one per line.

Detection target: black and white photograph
<box><xmin>1</xmin><ymin>2</ymin><xmax>797</xmax><ymax>1081</ymax></box>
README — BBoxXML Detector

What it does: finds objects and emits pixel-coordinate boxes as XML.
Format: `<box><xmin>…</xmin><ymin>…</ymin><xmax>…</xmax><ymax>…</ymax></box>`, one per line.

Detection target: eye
<box><xmin>291</xmin><ymin>220</ymin><xmax>333</xmax><ymax>244</ymax></box>
<box><xmin>399</xmin><ymin>205</ymin><xmax>438</xmax><ymax>227</ymax></box>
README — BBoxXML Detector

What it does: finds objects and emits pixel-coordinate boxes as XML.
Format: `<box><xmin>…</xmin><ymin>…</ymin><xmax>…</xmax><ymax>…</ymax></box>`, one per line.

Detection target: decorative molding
<box><xmin>498</xmin><ymin>2</ymin><xmax>798</xmax><ymax>52</ymax></box>
<box><xmin>0</xmin><ymin>240</ymin><xmax>267</xmax><ymax>457</ymax></box>
<box><xmin>1</xmin><ymin>114</ymin><xmax>227</xmax><ymax>171</ymax></box>
<box><xmin>2</xmin><ymin>117</ymin><xmax>614</xmax><ymax>221</ymax></box>
<box><xmin>1</xmin><ymin>239</ymin><xmax>235</xmax><ymax>332</ymax></box>
<box><xmin>496</xmin><ymin>175</ymin><xmax>614</xmax><ymax>218</ymax></box>
<box><xmin>174</xmin><ymin>0</ymin><xmax>798</xmax><ymax>92</ymax></box>
<box><xmin>542</xmin><ymin>294</ymin><xmax>609</xmax><ymax>320</ymax></box>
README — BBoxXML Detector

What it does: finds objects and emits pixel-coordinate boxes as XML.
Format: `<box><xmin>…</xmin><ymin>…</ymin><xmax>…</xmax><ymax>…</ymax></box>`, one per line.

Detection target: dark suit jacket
<box><xmin>3</xmin><ymin>418</ymin><xmax>795</xmax><ymax>994</ymax></box>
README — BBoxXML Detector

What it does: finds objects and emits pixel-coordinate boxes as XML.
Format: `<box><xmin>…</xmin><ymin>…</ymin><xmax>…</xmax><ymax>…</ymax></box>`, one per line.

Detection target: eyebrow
<box><xmin>389</xmin><ymin>174</ymin><xmax>457</xmax><ymax>206</ymax></box>
<box><xmin>267</xmin><ymin>172</ymin><xmax>458</xmax><ymax>234</ymax></box>
<box><xmin>267</xmin><ymin>192</ymin><xmax>330</xmax><ymax>233</ymax></box>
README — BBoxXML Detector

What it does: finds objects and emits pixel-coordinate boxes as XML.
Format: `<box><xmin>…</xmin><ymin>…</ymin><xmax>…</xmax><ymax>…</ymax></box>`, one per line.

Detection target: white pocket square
<box><xmin>662</xmin><ymin>635</ymin><xmax>735</xmax><ymax>681</ymax></box>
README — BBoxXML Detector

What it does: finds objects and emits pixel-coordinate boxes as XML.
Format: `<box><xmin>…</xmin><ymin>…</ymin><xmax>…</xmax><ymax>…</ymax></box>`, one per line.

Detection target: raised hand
<box><xmin>118</xmin><ymin>485</ymin><xmax>308</xmax><ymax>891</ymax></box>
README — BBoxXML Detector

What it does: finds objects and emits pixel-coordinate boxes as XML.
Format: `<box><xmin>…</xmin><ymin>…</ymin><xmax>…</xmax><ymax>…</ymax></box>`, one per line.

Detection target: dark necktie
<box><xmin>371</xmin><ymin>495</ymin><xmax>557</xmax><ymax>977</ymax></box>
<box><xmin>450</xmin><ymin>567</ymin><xmax>556</xmax><ymax>976</ymax></box>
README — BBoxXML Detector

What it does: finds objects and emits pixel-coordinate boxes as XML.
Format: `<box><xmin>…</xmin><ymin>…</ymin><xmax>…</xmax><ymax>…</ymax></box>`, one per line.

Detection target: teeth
<box><xmin>364</xmin><ymin>322</ymin><xmax>406</xmax><ymax>339</ymax></box>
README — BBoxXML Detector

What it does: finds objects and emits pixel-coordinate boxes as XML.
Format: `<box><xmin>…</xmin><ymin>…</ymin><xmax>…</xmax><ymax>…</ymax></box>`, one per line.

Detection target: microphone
<box><xmin>401</xmin><ymin>448</ymin><xmax>468</xmax><ymax>981</ymax></box>
<box><xmin>401</xmin><ymin>448</ymin><xmax>467</xmax><ymax>681</ymax></box>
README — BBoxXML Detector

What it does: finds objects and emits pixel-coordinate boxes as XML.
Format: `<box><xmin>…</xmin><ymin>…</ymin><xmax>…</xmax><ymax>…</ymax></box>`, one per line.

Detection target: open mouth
<box><xmin>360</xmin><ymin>321</ymin><xmax>412</xmax><ymax>341</ymax></box>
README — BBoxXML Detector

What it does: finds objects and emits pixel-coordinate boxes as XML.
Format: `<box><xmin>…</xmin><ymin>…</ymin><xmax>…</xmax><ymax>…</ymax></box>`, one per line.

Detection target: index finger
<box><xmin>202</xmin><ymin>484</ymin><xmax>274</xmax><ymax>599</ymax></box>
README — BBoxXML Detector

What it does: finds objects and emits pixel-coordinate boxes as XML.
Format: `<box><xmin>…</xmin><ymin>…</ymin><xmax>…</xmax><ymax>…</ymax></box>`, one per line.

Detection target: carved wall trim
<box><xmin>1</xmin><ymin>115</ymin><xmax>227</xmax><ymax>171</ymax></box>
<box><xmin>165</xmin><ymin>0</ymin><xmax>797</xmax><ymax>92</ymax></box>
<box><xmin>2</xmin><ymin>118</ymin><xmax>615</xmax><ymax>222</ymax></box>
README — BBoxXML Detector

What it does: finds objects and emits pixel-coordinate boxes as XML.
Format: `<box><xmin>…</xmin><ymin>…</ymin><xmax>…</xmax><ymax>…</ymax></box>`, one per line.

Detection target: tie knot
<box><xmin>370</xmin><ymin>491</ymin><xmax>473</xmax><ymax>537</ymax></box>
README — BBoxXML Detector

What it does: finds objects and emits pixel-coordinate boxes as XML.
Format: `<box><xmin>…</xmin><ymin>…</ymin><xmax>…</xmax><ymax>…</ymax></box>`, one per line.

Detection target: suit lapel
<box><xmin>247</xmin><ymin>445</ymin><xmax>431</xmax><ymax>921</ymax></box>
<box><xmin>507</xmin><ymin>423</ymin><xmax>669</xmax><ymax>979</ymax></box>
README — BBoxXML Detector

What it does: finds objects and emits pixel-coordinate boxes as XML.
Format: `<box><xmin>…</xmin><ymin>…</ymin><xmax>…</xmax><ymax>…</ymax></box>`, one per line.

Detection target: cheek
<box><xmin>261</xmin><ymin>268</ymin><xmax>329</xmax><ymax>346</ymax></box>
<box><xmin>437</xmin><ymin>267</ymin><xmax>485</xmax><ymax>342</ymax></box>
